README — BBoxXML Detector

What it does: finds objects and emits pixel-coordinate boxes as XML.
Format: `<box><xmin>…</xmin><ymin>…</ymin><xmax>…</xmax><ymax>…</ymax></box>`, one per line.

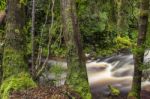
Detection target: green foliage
<box><xmin>23</xmin><ymin>0</ymin><xmax>142</xmax><ymax>58</ymax></box>
<box><xmin>50</xmin><ymin>44</ymin><xmax>66</xmax><ymax>58</ymax></box>
<box><xmin>108</xmin><ymin>85</ymin><xmax>120</xmax><ymax>96</ymax></box>
<box><xmin>0</xmin><ymin>72</ymin><xmax>37</xmax><ymax>99</ymax></box>
<box><xmin>67</xmin><ymin>71</ymin><xmax>92</xmax><ymax>99</ymax></box>
<box><xmin>0</xmin><ymin>0</ymin><xmax>6</xmax><ymax>11</ymax></box>
<box><xmin>131</xmin><ymin>45</ymin><xmax>144</xmax><ymax>56</ymax></box>
<box><xmin>65</xmin><ymin>49</ymin><xmax>91</xmax><ymax>98</ymax></box>
<box><xmin>139</xmin><ymin>10</ymin><xmax>149</xmax><ymax>17</ymax></box>
<box><xmin>49</xmin><ymin>64</ymin><xmax>65</xmax><ymax>74</ymax></box>
<box><xmin>19</xmin><ymin>0</ymin><xmax>27</xmax><ymax>6</ymax></box>
<box><xmin>97</xmin><ymin>48</ymin><xmax>117</xmax><ymax>57</ymax></box>
<box><xmin>98</xmin><ymin>12</ymin><xmax>108</xmax><ymax>31</ymax></box>
<box><xmin>114</xmin><ymin>36</ymin><xmax>131</xmax><ymax>50</ymax></box>
<box><xmin>128</xmin><ymin>91</ymin><xmax>138</xmax><ymax>99</ymax></box>
<box><xmin>23</xmin><ymin>0</ymin><xmax>144</xmax><ymax>58</ymax></box>
<box><xmin>3</xmin><ymin>48</ymin><xmax>28</xmax><ymax>78</ymax></box>
<box><xmin>46</xmin><ymin>64</ymin><xmax>66</xmax><ymax>86</ymax></box>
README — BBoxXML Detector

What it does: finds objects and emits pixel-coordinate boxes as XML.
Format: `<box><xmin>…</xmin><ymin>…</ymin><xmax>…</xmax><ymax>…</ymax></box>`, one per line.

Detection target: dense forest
<box><xmin>0</xmin><ymin>0</ymin><xmax>150</xmax><ymax>99</ymax></box>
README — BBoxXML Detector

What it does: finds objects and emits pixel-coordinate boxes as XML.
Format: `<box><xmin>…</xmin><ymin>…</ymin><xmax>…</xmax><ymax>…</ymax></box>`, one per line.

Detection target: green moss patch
<box><xmin>128</xmin><ymin>91</ymin><xmax>138</xmax><ymax>99</ymax></box>
<box><xmin>108</xmin><ymin>85</ymin><xmax>120</xmax><ymax>96</ymax></box>
<box><xmin>114</xmin><ymin>36</ymin><xmax>131</xmax><ymax>50</ymax></box>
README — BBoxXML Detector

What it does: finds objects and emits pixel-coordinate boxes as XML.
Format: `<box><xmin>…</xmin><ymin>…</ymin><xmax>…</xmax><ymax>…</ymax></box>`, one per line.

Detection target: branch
<box><xmin>35</xmin><ymin>1</ymin><xmax>51</xmax><ymax>70</ymax></box>
<box><xmin>31</xmin><ymin>0</ymin><xmax>36</xmax><ymax>76</ymax></box>
<box><xmin>36</xmin><ymin>0</ymin><xmax>55</xmax><ymax>77</ymax></box>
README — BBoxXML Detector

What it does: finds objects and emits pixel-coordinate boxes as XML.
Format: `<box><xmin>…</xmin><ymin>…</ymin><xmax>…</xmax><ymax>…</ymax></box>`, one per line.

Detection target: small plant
<box><xmin>108</xmin><ymin>85</ymin><xmax>120</xmax><ymax>96</ymax></box>
<box><xmin>49</xmin><ymin>64</ymin><xmax>66</xmax><ymax>86</ymax></box>
<box><xmin>0</xmin><ymin>0</ymin><xmax>6</xmax><ymax>11</ymax></box>
<box><xmin>114</xmin><ymin>36</ymin><xmax>131</xmax><ymax>50</ymax></box>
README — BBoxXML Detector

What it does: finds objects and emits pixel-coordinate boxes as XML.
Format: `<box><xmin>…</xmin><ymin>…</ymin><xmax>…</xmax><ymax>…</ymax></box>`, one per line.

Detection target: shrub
<box><xmin>0</xmin><ymin>72</ymin><xmax>37</xmax><ymax>99</ymax></box>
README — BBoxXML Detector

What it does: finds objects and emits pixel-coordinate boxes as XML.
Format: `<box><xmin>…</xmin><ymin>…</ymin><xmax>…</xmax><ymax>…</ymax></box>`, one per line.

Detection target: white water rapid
<box><xmin>40</xmin><ymin>50</ymin><xmax>150</xmax><ymax>98</ymax></box>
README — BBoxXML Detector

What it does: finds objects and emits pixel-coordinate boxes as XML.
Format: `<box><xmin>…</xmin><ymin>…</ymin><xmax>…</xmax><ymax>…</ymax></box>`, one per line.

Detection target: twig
<box><xmin>35</xmin><ymin>1</ymin><xmax>51</xmax><ymax>70</ymax></box>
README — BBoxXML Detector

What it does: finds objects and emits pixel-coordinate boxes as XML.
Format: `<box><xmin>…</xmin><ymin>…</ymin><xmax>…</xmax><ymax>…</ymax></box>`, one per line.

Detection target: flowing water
<box><xmin>87</xmin><ymin>50</ymin><xmax>150</xmax><ymax>98</ymax></box>
<box><xmin>40</xmin><ymin>51</ymin><xmax>150</xmax><ymax>98</ymax></box>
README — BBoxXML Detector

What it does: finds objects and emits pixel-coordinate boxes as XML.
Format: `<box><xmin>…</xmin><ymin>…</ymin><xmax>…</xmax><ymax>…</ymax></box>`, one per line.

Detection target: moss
<box><xmin>128</xmin><ymin>92</ymin><xmax>138</xmax><ymax>99</ymax></box>
<box><xmin>14</xmin><ymin>29</ymin><xmax>20</xmax><ymax>34</ymax></box>
<box><xmin>139</xmin><ymin>10</ymin><xmax>149</xmax><ymax>17</ymax></box>
<box><xmin>66</xmin><ymin>62</ymin><xmax>92</xmax><ymax>99</ymax></box>
<box><xmin>49</xmin><ymin>64</ymin><xmax>66</xmax><ymax>74</ymax></box>
<box><xmin>19</xmin><ymin>0</ymin><xmax>27</xmax><ymax>6</ymax></box>
<box><xmin>3</xmin><ymin>48</ymin><xmax>27</xmax><ymax>79</ymax></box>
<box><xmin>114</xmin><ymin>36</ymin><xmax>131</xmax><ymax>50</ymax></box>
<box><xmin>131</xmin><ymin>45</ymin><xmax>144</xmax><ymax>56</ymax></box>
<box><xmin>128</xmin><ymin>82</ymin><xmax>141</xmax><ymax>99</ymax></box>
<box><xmin>0</xmin><ymin>0</ymin><xmax>6</xmax><ymax>11</ymax></box>
<box><xmin>69</xmin><ymin>75</ymin><xmax>91</xmax><ymax>99</ymax></box>
<box><xmin>65</xmin><ymin>44</ymin><xmax>92</xmax><ymax>99</ymax></box>
<box><xmin>108</xmin><ymin>85</ymin><xmax>120</xmax><ymax>96</ymax></box>
<box><xmin>0</xmin><ymin>72</ymin><xmax>37</xmax><ymax>99</ymax></box>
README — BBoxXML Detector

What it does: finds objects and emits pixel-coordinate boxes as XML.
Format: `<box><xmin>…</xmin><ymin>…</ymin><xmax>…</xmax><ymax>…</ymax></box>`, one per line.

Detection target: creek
<box><xmin>39</xmin><ymin>50</ymin><xmax>150</xmax><ymax>98</ymax></box>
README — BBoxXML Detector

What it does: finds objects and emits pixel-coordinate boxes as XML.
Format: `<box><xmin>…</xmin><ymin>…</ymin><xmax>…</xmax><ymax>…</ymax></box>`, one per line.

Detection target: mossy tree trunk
<box><xmin>116</xmin><ymin>0</ymin><xmax>128</xmax><ymax>36</ymax></box>
<box><xmin>0</xmin><ymin>11</ymin><xmax>5</xmax><ymax>83</ymax></box>
<box><xmin>128</xmin><ymin>0</ymin><xmax>149</xmax><ymax>99</ymax></box>
<box><xmin>2</xmin><ymin>0</ymin><xmax>28</xmax><ymax>79</ymax></box>
<box><xmin>1</xmin><ymin>2</ymin><xmax>36</xmax><ymax>98</ymax></box>
<box><xmin>0</xmin><ymin>35</ymin><xmax>3</xmax><ymax>83</ymax></box>
<box><xmin>109</xmin><ymin>0</ymin><xmax>117</xmax><ymax>24</ymax></box>
<box><xmin>61</xmin><ymin>0</ymin><xmax>91</xmax><ymax>98</ymax></box>
<box><xmin>0</xmin><ymin>11</ymin><xmax>6</xmax><ymax>25</ymax></box>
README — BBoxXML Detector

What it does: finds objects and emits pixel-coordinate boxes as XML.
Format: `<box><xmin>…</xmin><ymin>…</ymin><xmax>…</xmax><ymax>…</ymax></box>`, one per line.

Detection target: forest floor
<box><xmin>10</xmin><ymin>88</ymin><xmax>150</xmax><ymax>99</ymax></box>
<box><xmin>10</xmin><ymin>86</ymin><xmax>81</xmax><ymax>99</ymax></box>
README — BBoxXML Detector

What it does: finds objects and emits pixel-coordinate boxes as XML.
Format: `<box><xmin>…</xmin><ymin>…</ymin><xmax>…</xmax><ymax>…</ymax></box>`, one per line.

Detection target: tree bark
<box><xmin>0</xmin><ymin>11</ymin><xmax>5</xmax><ymax>83</ymax></box>
<box><xmin>61</xmin><ymin>0</ymin><xmax>91</xmax><ymax>98</ymax></box>
<box><xmin>0</xmin><ymin>11</ymin><xmax>6</xmax><ymax>25</ymax></box>
<box><xmin>128</xmin><ymin>0</ymin><xmax>149</xmax><ymax>99</ymax></box>
<box><xmin>2</xmin><ymin>0</ymin><xmax>28</xmax><ymax>79</ymax></box>
<box><xmin>0</xmin><ymin>1</ymin><xmax>36</xmax><ymax>98</ymax></box>
<box><xmin>116</xmin><ymin>0</ymin><xmax>128</xmax><ymax>36</ymax></box>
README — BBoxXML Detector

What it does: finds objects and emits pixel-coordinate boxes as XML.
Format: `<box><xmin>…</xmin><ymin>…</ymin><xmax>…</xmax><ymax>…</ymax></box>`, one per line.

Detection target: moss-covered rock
<box><xmin>108</xmin><ymin>85</ymin><xmax>120</xmax><ymax>96</ymax></box>
<box><xmin>0</xmin><ymin>72</ymin><xmax>37</xmax><ymax>99</ymax></box>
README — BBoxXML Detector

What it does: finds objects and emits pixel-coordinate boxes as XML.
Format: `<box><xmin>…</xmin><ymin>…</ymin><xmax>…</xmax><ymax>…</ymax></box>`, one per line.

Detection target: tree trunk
<box><xmin>3</xmin><ymin>0</ymin><xmax>28</xmax><ymax>79</ymax></box>
<box><xmin>61</xmin><ymin>0</ymin><xmax>91</xmax><ymax>98</ymax></box>
<box><xmin>0</xmin><ymin>1</ymin><xmax>36</xmax><ymax>98</ymax></box>
<box><xmin>0</xmin><ymin>11</ymin><xmax>6</xmax><ymax>25</ymax></box>
<box><xmin>0</xmin><ymin>34</ymin><xmax>3</xmax><ymax>83</ymax></box>
<box><xmin>116</xmin><ymin>0</ymin><xmax>128</xmax><ymax>36</ymax></box>
<box><xmin>128</xmin><ymin>0</ymin><xmax>149</xmax><ymax>99</ymax></box>
<box><xmin>0</xmin><ymin>11</ymin><xmax>5</xmax><ymax>83</ymax></box>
